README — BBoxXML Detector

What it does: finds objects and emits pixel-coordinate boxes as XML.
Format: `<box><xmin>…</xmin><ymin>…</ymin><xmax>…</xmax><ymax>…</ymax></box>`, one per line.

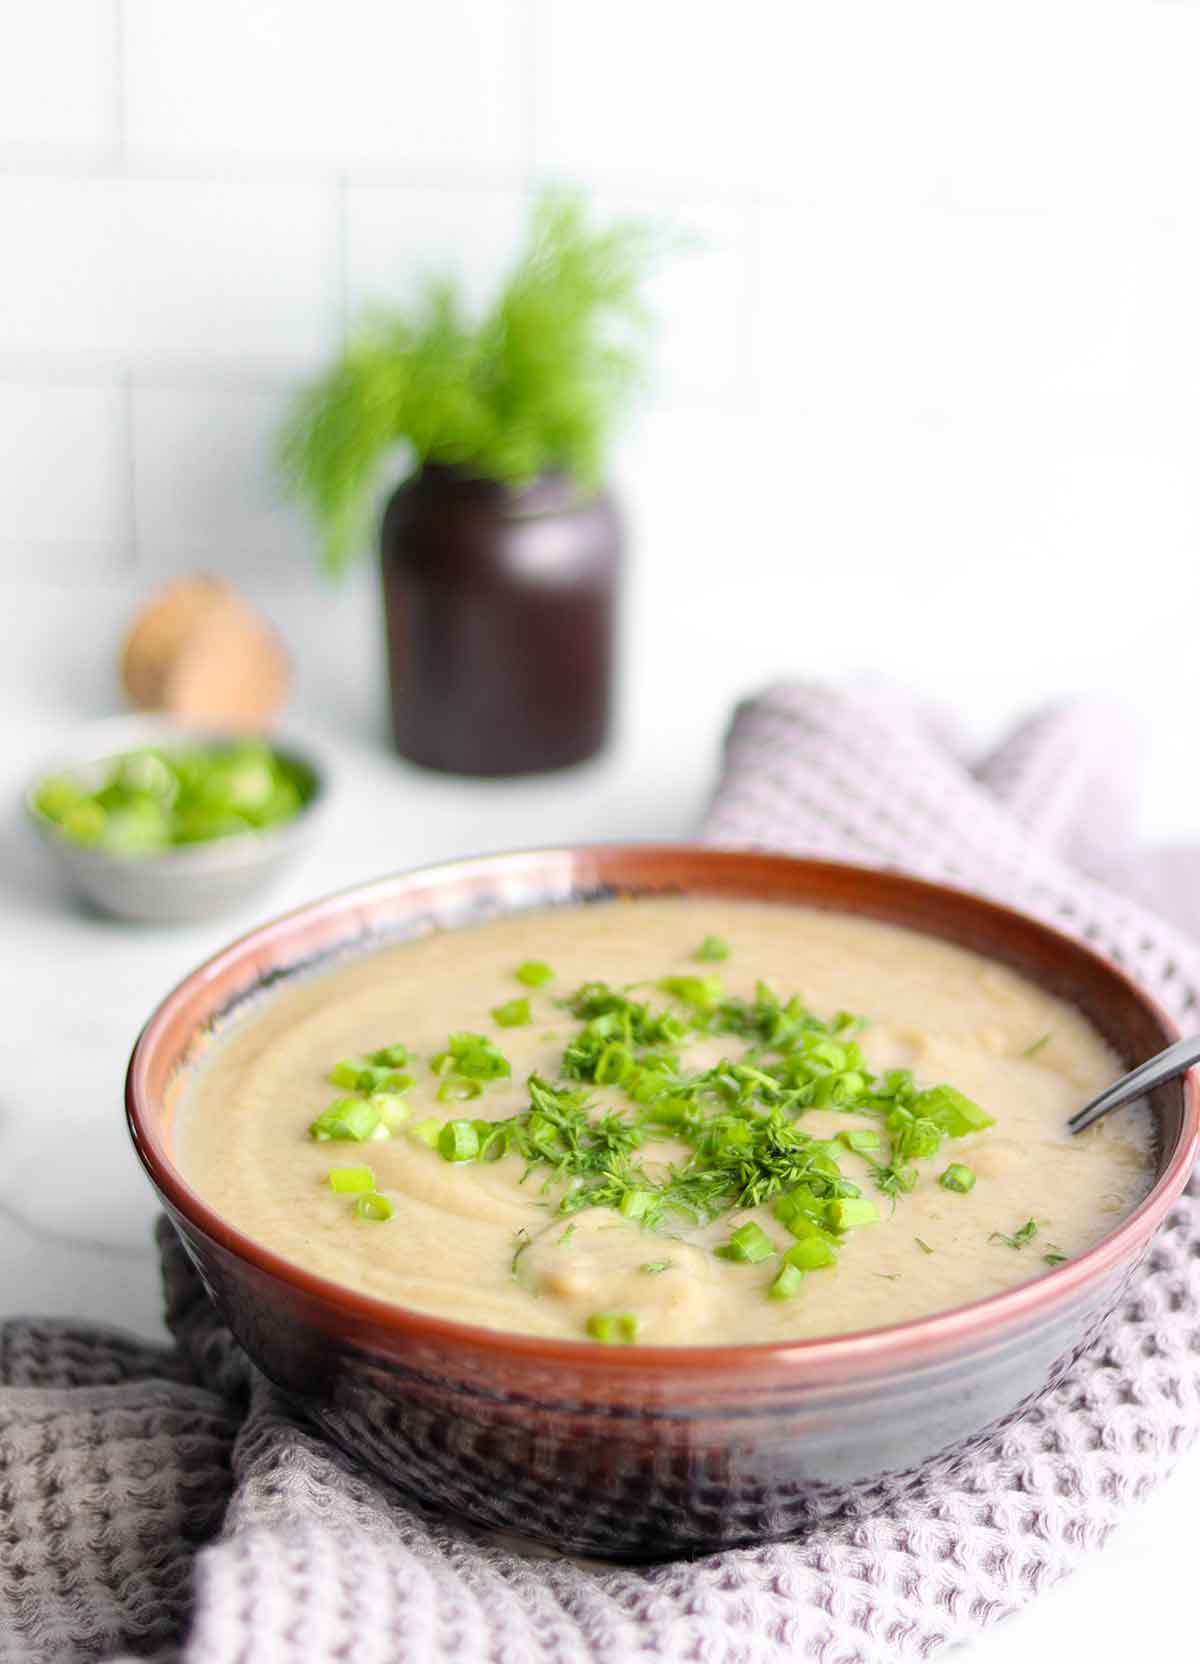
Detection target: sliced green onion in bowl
<box><xmin>353</xmin><ymin>1192</ymin><xmax>394</xmax><ymax>1222</ymax></box>
<box><xmin>31</xmin><ymin>739</ymin><xmax>318</xmax><ymax>855</ymax></box>
<box><xmin>328</xmin><ymin>1165</ymin><xmax>376</xmax><ymax>1193</ymax></box>
<box><xmin>586</xmin><ymin>1311</ymin><xmax>639</xmax><ymax>1344</ymax></box>
<box><xmin>715</xmin><ymin>1221</ymin><xmax>775</xmax><ymax>1263</ymax></box>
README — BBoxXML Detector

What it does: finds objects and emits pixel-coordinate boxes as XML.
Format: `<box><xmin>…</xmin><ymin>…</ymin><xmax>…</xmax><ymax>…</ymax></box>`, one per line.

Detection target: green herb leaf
<box><xmin>939</xmin><ymin>1163</ymin><xmax>976</xmax><ymax>1194</ymax></box>
<box><xmin>837</xmin><ymin>1128</ymin><xmax>882</xmax><ymax>1154</ymax></box>
<box><xmin>825</xmin><ymin>1197</ymin><xmax>879</xmax><ymax>1232</ymax></box>
<box><xmin>515</xmin><ymin>960</ymin><xmax>555</xmax><ymax>988</ymax></box>
<box><xmin>33</xmin><ymin>741</ymin><xmax>314</xmax><ymax>851</ymax></box>
<box><xmin>438</xmin><ymin>1120</ymin><xmax>482</xmax><ymax>1162</ymax></box>
<box><xmin>694</xmin><ymin>935</ymin><xmax>730</xmax><ymax>962</ymax></box>
<box><xmin>586</xmin><ymin>1311</ymin><xmax>639</xmax><ymax>1345</ymax></box>
<box><xmin>352</xmin><ymin>1191</ymin><xmax>394</xmax><ymax>1222</ymax></box>
<box><xmin>406</xmin><ymin>1117</ymin><xmax>442</xmax><ymax>1149</ymax></box>
<box><xmin>309</xmin><ymin>1097</ymin><xmax>383</xmax><ymax>1143</ymax></box>
<box><xmin>656</xmin><ymin>974</ymin><xmax>724</xmax><ymax>1012</ymax></box>
<box><xmin>782</xmin><ymin>1236</ymin><xmax>838</xmax><ymax>1271</ymax></box>
<box><xmin>911</xmin><ymin>1085</ymin><xmax>995</xmax><ymax>1136</ymax></box>
<box><xmin>431</xmin><ymin>1032</ymin><xmax>511</xmax><ymax>1081</ymax></box>
<box><xmin>491</xmin><ymin>996</ymin><xmax>532</xmax><ymax>1028</ymax></box>
<box><xmin>328</xmin><ymin>1165</ymin><xmax>376</xmax><ymax>1193</ymax></box>
<box><xmin>769</xmin><ymin>1262</ymin><xmax>806</xmax><ymax>1300</ymax></box>
<box><xmin>990</xmin><ymin>1218</ymin><xmax>1040</xmax><ymax>1250</ymax></box>
<box><xmin>715</xmin><ymin>1222</ymin><xmax>775</xmax><ymax>1263</ymax></box>
<box><xmin>511</xmin><ymin>1228</ymin><xmax>533</xmax><ymax>1281</ymax></box>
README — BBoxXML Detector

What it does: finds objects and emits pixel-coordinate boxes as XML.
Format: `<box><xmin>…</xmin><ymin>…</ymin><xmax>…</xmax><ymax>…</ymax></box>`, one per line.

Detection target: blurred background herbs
<box><xmin>279</xmin><ymin>191</ymin><xmax>662</xmax><ymax>577</ymax></box>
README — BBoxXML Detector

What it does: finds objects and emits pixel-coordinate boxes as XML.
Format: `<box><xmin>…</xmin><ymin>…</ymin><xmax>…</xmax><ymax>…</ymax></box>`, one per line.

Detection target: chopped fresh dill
<box><xmin>990</xmin><ymin>1219</ymin><xmax>1040</xmax><ymax>1250</ymax></box>
<box><xmin>556</xmin><ymin>1223</ymin><xmax>577</xmax><ymax>1247</ymax></box>
<box><xmin>1042</xmin><ymin>1244</ymin><xmax>1068</xmax><ymax>1266</ymax></box>
<box><xmin>915</xmin><ymin>1236</ymin><xmax>934</xmax><ymax>1255</ymax></box>
<box><xmin>640</xmin><ymin>1260</ymin><xmax>673</xmax><ymax>1274</ymax></box>
<box><xmin>511</xmin><ymin>1229</ymin><xmax>532</xmax><ymax>1281</ymax></box>
<box><xmin>311</xmin><ymin>969</ymin><xmax>998</xmax><ymax>1299</ymax></box>
<box><xmin>1022</xmin><ymin>1033</ymin><xmax>1052</xmax><ymax>1059</ymax></box>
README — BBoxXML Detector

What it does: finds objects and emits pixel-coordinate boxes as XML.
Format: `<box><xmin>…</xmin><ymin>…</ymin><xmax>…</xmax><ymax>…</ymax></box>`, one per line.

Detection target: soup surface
<box><xmin>179</xmin><ymin>898</ymin><xmax>1153</xmax><ymax>1345</ymax></box>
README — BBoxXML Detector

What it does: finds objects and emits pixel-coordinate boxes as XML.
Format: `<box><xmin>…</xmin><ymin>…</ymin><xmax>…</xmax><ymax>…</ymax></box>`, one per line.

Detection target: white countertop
<box><xmin>1</xmin><ymin>572</ymin><xmax>1195</xmax><ymax>1662</ymax></box>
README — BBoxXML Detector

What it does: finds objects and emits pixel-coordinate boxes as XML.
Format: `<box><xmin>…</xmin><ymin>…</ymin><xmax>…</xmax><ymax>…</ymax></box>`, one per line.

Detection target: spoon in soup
<box><xmin>1068</xmin><ymin>1034</ymin><xmax>1200</xmax><ymax>1134</ymax></box>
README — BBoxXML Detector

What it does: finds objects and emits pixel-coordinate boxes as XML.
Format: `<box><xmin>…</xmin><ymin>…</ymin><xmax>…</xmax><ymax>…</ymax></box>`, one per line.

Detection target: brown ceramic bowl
<box><xmin>125</xmin><ymin>846</ymin><xmax>1199</xmax><ymax>1559</ymax></box>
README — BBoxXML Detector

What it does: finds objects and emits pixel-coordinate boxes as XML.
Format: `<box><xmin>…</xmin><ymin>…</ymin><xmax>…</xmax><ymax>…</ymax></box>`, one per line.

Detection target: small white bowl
<box><xmin>24</xmin><ymin>716</ymin><xmax>327</xmax><ymax>925</ymax></box>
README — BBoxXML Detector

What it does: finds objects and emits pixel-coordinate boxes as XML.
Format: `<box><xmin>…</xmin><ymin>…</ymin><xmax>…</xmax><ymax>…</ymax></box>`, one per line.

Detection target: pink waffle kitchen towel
<box><xmin>3</xmin><ymin>682</ymin><xmax>1198</xmax><ymax>1664</ymax></box>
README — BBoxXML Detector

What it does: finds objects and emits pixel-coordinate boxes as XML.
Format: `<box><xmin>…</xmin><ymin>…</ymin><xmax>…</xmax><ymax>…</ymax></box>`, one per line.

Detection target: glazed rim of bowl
<box><xmin>126</xmin><ymin>844</ymin><xmax>1200</xmax><ymax>1374</ymax></box>
<box><xmin>25</xmin><ymin>725</ymin><xmax>324</xmax><ymax>862</ymax></box>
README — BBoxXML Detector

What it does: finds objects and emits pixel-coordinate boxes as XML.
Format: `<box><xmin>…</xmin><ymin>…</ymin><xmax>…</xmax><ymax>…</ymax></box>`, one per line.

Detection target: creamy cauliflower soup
<box><xmin>179</xmin><ymin>898</ymin><xmax>1153</xmax><ymax>1345</ymax></box>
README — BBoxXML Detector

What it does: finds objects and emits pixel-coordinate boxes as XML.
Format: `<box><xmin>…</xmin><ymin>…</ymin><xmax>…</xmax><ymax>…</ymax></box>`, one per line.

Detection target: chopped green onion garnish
<box><xmin>352</xmin><ymin>1191</ymin><xmax>394</xmax><ymax>1222</ymax></box>
<box><xmin>715</xmin><ymin>1221</ymin><xmax>775</xmax><ymax>1263</ymax></box>
<box><xmin>431</xmin><ymin>1032</ymin><xmax>510</xmax><ymax>1080</ymax></box>
<box><xmin>406</xmin><ymin>1118</ymin><xmax>441</xmax><ymax>1148</ymax></box>
<box><xmin>328</xmin><ymin>1165</ymin><xmax>376</xmax><ymax>1193</ymax></box>
<box><xmin>825</xmin><ymin>1197</ymin><xmax>879</xmax><ymax>1232</ymax></box>
<box><xmin>619</xmin><ymin>1188</ymin><xmax>654</xmax><ymax>1220</ymax></box>
<box><xmin>329</xmin><ymin>1056</ymin><xmax>413</xmax><ymax>1093</ymax></box>
<box><xmin>837</xmin><ymin>1128</ymin><xmax>882</xmax><ymax>1154</ymax></box>
<box><xmin>911</xmin><ymin>1085</ymin><xmax>994</xmax><ymax>1135</ymax></box>
<box><xmin>436</xmin><ymin>1076</ymin><xmax>484</xmax><ymax>1103</ymax></box>
<box><xmin>782</xmin><ymin>1236</ymin><xmax>837</xmax><ymax>1271</ymax></box>
<box><xmin>656</xmin><ymin>974</ymin><xmax>724</xmax><ymax>1011</ymax></box>
<box><xmin>308</xmin><ymin>1097</ymin><xmax>382</xmax><ymax>1142</ymax></box>
<box><xmin>32</xmin><ymin>739</ymin><xmax>315</xmax><ymax>853</ymax></box>
<box><xmin>438</xmin><ymin>1120</ymin><xmax>481</xmax><ymax>1162</ymax></box>
<box><xmin>769</xmin><ymin>1262</ymin><xmax>806</xmax><ymax>1300</ymax></box>
<box><xmin>585</xmin><ymin>1311</ymin><xmax>638</xmax><ymax>1344</ymax></box>
<box><xmin>308</xmin><ymin>959</ymin><xmax>1003</xmax><ymax>1307</ymax></box>
<box><xmin>491</xmin><ymin>996</ymin><xmax>531</xmax><ymax>1028</ymax></box>
<box><xmin>367</xmin><ymin>1092</ymin><xmax>411</xmax><ymax>1129</ymax></box>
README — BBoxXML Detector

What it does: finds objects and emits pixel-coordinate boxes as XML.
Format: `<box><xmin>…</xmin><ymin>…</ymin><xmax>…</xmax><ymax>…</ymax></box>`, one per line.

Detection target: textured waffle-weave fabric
<box><xmin>3</xmin><ymin>682</ymin><xmax>1198</xmax><ymax>1664</ymax></box>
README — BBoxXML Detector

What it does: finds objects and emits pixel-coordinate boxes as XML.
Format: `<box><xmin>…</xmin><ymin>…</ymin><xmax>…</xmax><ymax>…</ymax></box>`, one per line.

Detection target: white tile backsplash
<box><xmin>123</xmin><ymin>0</ymin><xmax>527</xmax><ymax>169</ymax></box>
<box><xmin>0</xmin><ymin>177</ymin><xmax>338</xmax><ymax>373</ymax></box>
<box><xmin>132</xmin><ymin>384</ymin><xmax>314</xmax><ymax>576</ymax></box>
<box><xmin>533</xmin><ymin>1</ymin><xmax>754</xmax><ymax>188</ymax></box>
<box><xmin>0</xmin><ymin>1</ymin><xmax>118</xmax><ymax>155</ymax></box>
<box><xmin>344</xmin><ymin>182</ymin><xmax>531</xmax><ymax>321</ymax></box>
<box><xmin>0</xmin><ymin>0</ymin><xmax>1196</xmax><ymax>628</ymax></box>
<box><xmin>0</xmin><ymin>382</ymin><xmax>128</xmax><ymax>573</ymax></box>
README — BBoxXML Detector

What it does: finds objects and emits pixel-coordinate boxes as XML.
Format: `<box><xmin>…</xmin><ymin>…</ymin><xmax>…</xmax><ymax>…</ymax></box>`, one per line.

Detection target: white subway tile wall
<box><xmin>1</xmin><ymin>0</ymin><xmax>1199</xmax><ymax>717</ymax></box>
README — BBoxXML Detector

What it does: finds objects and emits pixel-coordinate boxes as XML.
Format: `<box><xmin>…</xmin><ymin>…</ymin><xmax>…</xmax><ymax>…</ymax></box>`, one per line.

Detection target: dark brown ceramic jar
<box><xmin>380</xmin><ymin>467</ymin><xmax>620</xmax><ymax>776</ymax></box>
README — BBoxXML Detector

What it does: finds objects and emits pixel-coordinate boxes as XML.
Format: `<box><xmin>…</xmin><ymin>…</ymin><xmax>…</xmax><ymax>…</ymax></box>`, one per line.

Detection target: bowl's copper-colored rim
<box><xmin>125</xmin><ymin>844</ymin><xmax>1200</xmax><ymax>1375</ymax></box>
